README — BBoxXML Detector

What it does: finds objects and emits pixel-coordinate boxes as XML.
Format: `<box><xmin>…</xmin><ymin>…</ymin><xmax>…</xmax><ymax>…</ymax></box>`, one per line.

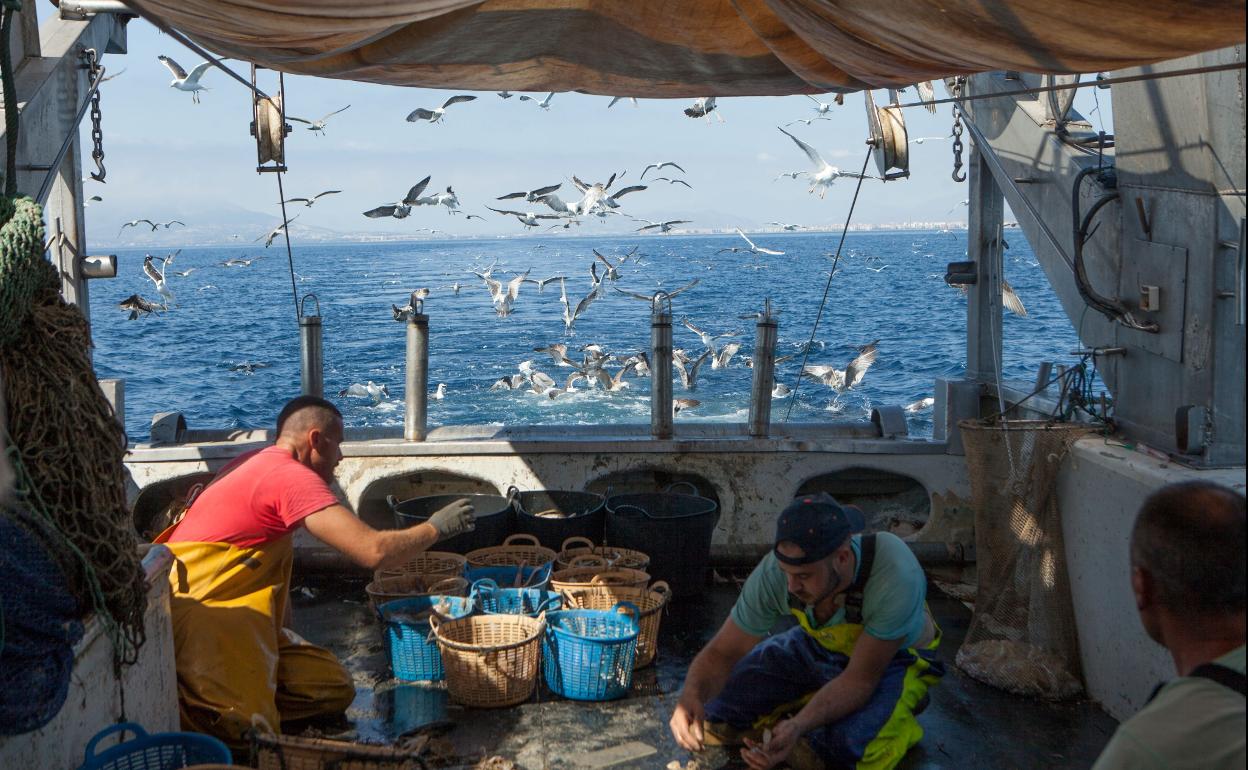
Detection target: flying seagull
<box><xmin>288</xmin><ymin>105</ymin><xmax>350</xmax><ymax>134</ymax></box>
<box><xmin>519</xmin><ymin>92</ymin><xmax>556</xmax><ymax>110</ymax></box>
<box><xmin>405</xmin><ymin>95</ymin><xmax>477</xmax><ymax>124</ymax></box>
<box><xmin>640</xmin><ymin>161</ymin><xmax>686</xmax><ymax>180</ymax></box>
<box><xmin>487</xmin><ymin>206</ymin><xmax>561</xmax><ymax>229</ymax></box>
<box><xmin>803</xmin><ymin>340</ymin><xmax>880</xmax><ymax>392</ymax></box>
<box><xmin>804</xmin><ymin>94</ymin><xmax>837</xmax><ymax>115</ymax></box>
<box><xmin>157</xmin><ymin>55</ymin><xmax>212</xmax><ymax>103</ymax></box>
<box><xmin>717</xmin><ymin>228</ymin><xmax>785</xmax><ymax>256</ymax></box>
<box><xmin>612</xmin><ymin>278</ymin><xmax>700</xmax><ymax>308</ymax></box>
<box><xmin>284</xmin><ymin>190</ymin><xmax>341</xmax><ymax>207</ymax></box>
<box><xmin>777</xmin><ymin>126</ymin><xmax>870</xmax><ymax>198</ymax></box>
<box><xmin>608</xmin><ymin>96</ymin><xmax>638</xmax><ymax>108</ymax></box>
<box><xmin>650</xmin><ymin>176</ymin><xmax>693</xmax><ymax>189</ymax></box>
<box><xmin>364</xmin><ymin>176</ymin><xmax>431</xmax><ymax>219</ymax></box>
<box><xmin>635</xmin><ymin>219</ymin><xmax>691</xmax><ymax>234</ymax></box>
<box><xmin>256</xmin><ymin>215</ymin><xmax>299</xmax><ymax>248</ymax></box>
<box><xmin>143</xmin><ymin>254</ymin><xmax>176</xmax><ymax>307</ymax></box>
<box><xmin>498</xmin><ymin>183</ymin><xmax>562</xmax><ymax>202</ymax></box>
<box><xmin>767</xmin><ymin>222</ymin><xmax>803</xmax><ymax>231</ymax></box>
<box><xmin>684</xmin><ymin>97</ymin><xmax>722</xmax><ymax>123</ymax></box>
<box><xmin>118</xmin><ymin>219</ymin><xmax>156</xmax><ymax>235</ymax></box>
<box><xmin>119</xmin><ymin>293</ymin><xmax>161</xmax><ymax>320</ymax></box>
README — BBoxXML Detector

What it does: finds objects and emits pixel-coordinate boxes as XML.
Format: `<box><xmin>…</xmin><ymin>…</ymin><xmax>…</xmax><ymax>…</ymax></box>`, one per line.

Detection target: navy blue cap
<box><xmin>774</xmin><ymin>492</ymin><xmax>865</xmax><ymax>565</ymax></box>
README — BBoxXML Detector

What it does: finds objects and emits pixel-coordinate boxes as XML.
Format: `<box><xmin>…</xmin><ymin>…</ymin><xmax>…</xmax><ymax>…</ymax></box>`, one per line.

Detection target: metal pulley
<box><xmin>1043</xmin><ymin>74</ymin><xmax>1080</xmax><ymax>125</ymax></box>
<box><xmin>250</xmin><ymin>65</ymin><xmax>291</xmax><ymax>172</ymax></box>
<box><xmin>865</xmin><ymin>90</ymin><xmax>910</xmax><ymax>180</ymax></box>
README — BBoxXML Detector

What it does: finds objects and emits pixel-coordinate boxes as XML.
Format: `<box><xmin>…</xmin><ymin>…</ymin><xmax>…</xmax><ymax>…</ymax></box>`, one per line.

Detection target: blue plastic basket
<box><xmin>470</xmin><ymin>578</ymin><xmax>562</xmax><ymax>617</ymax></box>
<box><xmin>381</xmin><ymin>595</ymin><xmax>474</xmax><ymax>682</ymax></box>
<box><xmin>464</xmin><ymin>562</ymin><xmax>552</xmax><ymax>589</ymax></box>
<box><xmin>79</xmin><ymin>722</ymin><xmax>231</xmax><ymax>770</ymax></box>
<box><xmin>542</xmin><ymin>602</ymin><xmax>640</xmax><ymax>701</ymax></box>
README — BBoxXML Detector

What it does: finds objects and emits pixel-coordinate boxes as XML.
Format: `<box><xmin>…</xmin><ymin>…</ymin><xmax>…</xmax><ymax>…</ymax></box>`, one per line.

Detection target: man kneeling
<box><xmin>670</xmin><ymin>493</ymin><xmax>942</xmax><ymax>770</ymax></box>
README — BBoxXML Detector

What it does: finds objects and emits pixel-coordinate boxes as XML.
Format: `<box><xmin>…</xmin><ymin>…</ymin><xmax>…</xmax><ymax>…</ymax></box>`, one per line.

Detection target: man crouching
<box><xmin>670</xmin><ymin>493</ymin><xmax>942</xmax><ymax>770</ymax></box>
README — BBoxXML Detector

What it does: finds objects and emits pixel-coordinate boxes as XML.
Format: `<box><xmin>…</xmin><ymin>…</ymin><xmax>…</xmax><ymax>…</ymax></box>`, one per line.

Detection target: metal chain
<box><xmin>949</xmin><ymin>76</ymin><xmax>967</xmax><ymax>183</ymax></box>
<box><xmin>83</xmin><ymin>49</ymin><xmax>106</xmax><ymax>183</ymax></box>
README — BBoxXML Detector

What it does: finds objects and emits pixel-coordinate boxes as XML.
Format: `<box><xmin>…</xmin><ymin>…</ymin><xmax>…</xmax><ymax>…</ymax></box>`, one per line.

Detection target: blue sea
<box><xmin>89</xmin><ymin>231</ymin><xmax>1082</xmax><ymax>442</ymax></box>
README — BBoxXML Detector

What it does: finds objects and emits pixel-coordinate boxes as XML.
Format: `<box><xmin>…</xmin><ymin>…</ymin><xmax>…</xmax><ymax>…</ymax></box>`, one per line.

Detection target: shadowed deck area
<box><xmin>289</xmin><ymin>574</ymin><xmax>1118</xmax><ymax>769</ymax></box>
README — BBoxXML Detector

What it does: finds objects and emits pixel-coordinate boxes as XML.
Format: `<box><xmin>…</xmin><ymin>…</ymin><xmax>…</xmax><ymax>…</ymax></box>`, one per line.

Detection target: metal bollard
<box><xmin>405</xmin><ymin>296</ymin><xmax>429</xmax><ymax>442</ymax></box>
<box><xmin>651</xmin><ymin>298</ymin><xmax>673</xmax><ymax>439</ymax></box>
<box><xmin>748</xmin><ymin>300</ymin><xmax>779</xmax><ymax>438</ymax></box>
<box><xmin>298</xmin><ymin>294</ymin><xmax>323</xmax><ymax>398</ymax></box>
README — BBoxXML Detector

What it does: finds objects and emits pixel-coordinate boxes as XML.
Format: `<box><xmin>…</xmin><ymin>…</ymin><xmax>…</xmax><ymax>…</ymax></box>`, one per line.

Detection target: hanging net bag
<box><xmin>0</xmin><ymin>195</ymin><xmax>146</xmax><ymax>668</ymax></box>
<box><xmin>955</xmin><ymin>418</ymin><xmax>1093</xmax><ymax>700</ymax></box>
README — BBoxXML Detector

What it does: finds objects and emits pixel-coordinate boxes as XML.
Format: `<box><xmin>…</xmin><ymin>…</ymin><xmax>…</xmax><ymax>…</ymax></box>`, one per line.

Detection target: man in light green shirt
<box><xmin>1093</xmin><ymin>480</ymin><xmax>1245</xmax><ymax>770</ymax></box>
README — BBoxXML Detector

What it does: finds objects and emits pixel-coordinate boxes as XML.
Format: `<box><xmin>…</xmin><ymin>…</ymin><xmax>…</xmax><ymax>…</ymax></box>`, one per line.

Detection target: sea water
<box><xmin>88</xmin><ymin>231</ymin><xmax>1083</xmax><ymax>441</ymax></box>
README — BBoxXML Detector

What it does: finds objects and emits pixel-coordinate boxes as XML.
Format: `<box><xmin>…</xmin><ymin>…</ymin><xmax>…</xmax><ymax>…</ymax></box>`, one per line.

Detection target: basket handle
<box><xmin>428</xmin><ymin>576</ymin><xmax>466</xmax><ymax>595</ymax></box>
<box><xmin>569</xmin><ymin>554</ymin><xmax>608</xmax><ymax>568</ymax></box>
<box><xmin>386</xmin><ymin>494</ymin><xmax>402</xmax><ymax>513</ymax></box>
<box><xmin>663</xmin><ymin>480</ymin><xmax>700</xmax><ymax>496</ymax></box>
<box><xmin>502</xmin><ymin>533</ymin><xmax>541</xmax><ymax>547</ymax></box>
<box><xmin>84</xmin><ymin>722</ymin><xmax>147</xmax><ymax>760</ymax></box>
<box><xmin>650</xmin><ymin>580</ymin><xmax>673</xmax><ymax>600</ymax></box>
<box><xmin>560</xmin><ymin>535</ymin><xmax>595</xmax><ymax>552</ymax></box>
<box><xmin>470</xmin><ymin>577</ymin><xmax>500</xmax><ymax>597</ymax></box>
<box><xmin>611</xmin><ymin>601</ymin><xmax>642</xmax><ymax>627</ymax></box>
<box><xmin>590</xmin><ymin>572</ymin><xmax>624</xmax><ymax>585</ymax></box>
<box><xmin>506</xmin><ymin>485</ymin><xmax>521</xmax><ymax>504</ymax></box>
<box><xmin>611</xmin><ymin>503</ymin><xmax>654</xmax><ymax>520</ymax></box>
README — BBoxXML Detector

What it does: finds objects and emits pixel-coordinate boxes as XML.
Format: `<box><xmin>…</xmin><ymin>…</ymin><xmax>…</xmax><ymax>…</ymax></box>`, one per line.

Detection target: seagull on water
<box><xmin>640</xmin><ymin>162</ymin><xmax>686</xmax><ymax>180</ymax></box>
<box><xmin>905</xmin><ymin>397</ymin><xmax>935</xmax><ymax>413</ymax></box>
<box><xmin>256</xmin><ymin>215</ymin><xmax>299</xmax><ymax>248</ymax></box>
<box><xmin>406</xmin><ymin>95</ymin><xmax>477</xmax><ymax>124</ymax></box>
<box><xmin>288</xmin><ymin>105</ymin><xmax>350</xmax><ymax>134</ymax></box>
<box><xmin>364</xmin><ymin>176</ymin><xmax>430</xmax><ymax>219</ymax></box>
<box><xmin>673</xmin><ymin>398</ymin><xmax>701</xmax><ymax>416</ymax></box>
<box><xmin>803</xmin><ymin>340</ymin><xmax>880</xmax><ymax>392</ymax></box>
<box><xmin>157</xmin><ymin>55</ymin><xmax>211</xmax><ymax>103</ymax></box>
<box><xmin>718</xmin><ymin>228</ymin><xmax>785</xmax><ymax>256</ymax></box>
<box><xmin>772</xmin><ymin>383</ymin><xmax>793</xmax><ymax>399</ymax></box>
<box><xmin>143</xmin><ymin>254</ymin><xmax>176</xmax><ymax>307</ymax></box>
<box><xmin>684</xmin><ymin>97</ymin><xmax>722</xmax><ymax>123</ymax></box>
<box><xmin>518</xmin><ymin>92</ymin><xmax>555</xmax><ymax>110</ymax></box>
<box><xmin>284</xmin><ymin>190</ymin><xmax>341</xmax><ymax>207</ymax></box>
<box><xmin>431</xmin><ymin>383</ymin><xmax>447</xmax><ymax>400</ymax></box>
<box><xmin>777</xmin><ymin>126</ymin><xmax>871</xmax><ymax>199</ymax></box>
<box><xmin>534</xmin><ymin>343</ymin><xmax>576</xmax><ymax>367</ymax></box>
<box><xmin>338</xmin><ymin>381</ymin><xmax>390</xmax><ymax>404</ymax></box>
<box><xmin>676</xmin><ymin>350</ymin><xmax>711</xmax><ymax>391</ymax></box>
<box><xmin>221</xmin><ymin>257</ymin><xmax>254</xmax><ymax>267</ymax></box>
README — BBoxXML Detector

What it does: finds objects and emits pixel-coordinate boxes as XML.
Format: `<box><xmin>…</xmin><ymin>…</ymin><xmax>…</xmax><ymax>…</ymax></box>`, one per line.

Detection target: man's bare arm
<box><xmin>671</xmin><ymin>616</ymin><xmax>762</xmax><ymax>751</ymax></box>
<box><xmin>303</xmin><ymin>503</ymin><xmax>444</xmax><ymax>570</ymax></box>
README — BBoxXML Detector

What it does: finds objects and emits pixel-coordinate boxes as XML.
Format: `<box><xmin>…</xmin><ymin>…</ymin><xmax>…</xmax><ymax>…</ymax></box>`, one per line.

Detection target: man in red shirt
<box><xmin>158</xmin><ymin>395</ymin><xmax>474</xmax><ymax>746</ymax></box>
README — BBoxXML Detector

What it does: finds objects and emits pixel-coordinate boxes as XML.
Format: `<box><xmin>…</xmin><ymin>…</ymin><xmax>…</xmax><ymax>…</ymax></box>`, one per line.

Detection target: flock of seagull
<box><xmin>117</xmin><ymin>56</ymin><xmax>994</xmax><ymax>418</ymax></box>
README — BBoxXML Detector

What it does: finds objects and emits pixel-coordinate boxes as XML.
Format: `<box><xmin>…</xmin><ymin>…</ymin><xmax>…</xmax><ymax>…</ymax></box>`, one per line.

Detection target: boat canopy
<box><xmin>123</xmin><ymin>0</ymin><xmax>1246</xmax><ymax>96</ymax></box>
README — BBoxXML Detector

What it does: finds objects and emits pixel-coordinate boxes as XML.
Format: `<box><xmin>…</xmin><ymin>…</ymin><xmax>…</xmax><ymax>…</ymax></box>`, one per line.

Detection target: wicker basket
<box><xmin>465</xmin><ymin>534</ymin><xmax>557</xmax><ymax>569</ymax></box>
<box><xmin>555</xmin><ymin>536</ymin><xmax>650</xmax><ymax>571</ymax></box>
<box><xmin>373</xmin><ymin>551</ymin><xmax>466</xmax><ymax>582</ymax></box>
<box><xmin>550</xmin><ymin>557</ymin><xmax>651</xmax><ymax>592</ymax></box>
<box><xmin>560</xmin><ymin>581</ymin><xmax>671</xmax><ymax>668</ymax></box>
<box><xmin>249</xmin><ymin>716</ymin><xmax>424</xmax><ymax>770</ymax></box>
<box><xmin>431</xmin><ymin>613</ymin><xmax>545</xmax><ymax>708</ymax></box>
<box><xmin>366</xmin><ymin>575</ymin><xmax>470</xmax><ymax>610</ymax></box>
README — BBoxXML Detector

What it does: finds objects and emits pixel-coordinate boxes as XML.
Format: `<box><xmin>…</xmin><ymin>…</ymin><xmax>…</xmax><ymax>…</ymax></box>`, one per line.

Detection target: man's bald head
<box><xmin>276</xmin><ymin>396</ymin><xmax>342</xmax><ymax>441</ymax></box>
<box><xmin>1131</xmin><ymin>481</ymin><xmax>1246</xmax><ymax>616</ymax></box>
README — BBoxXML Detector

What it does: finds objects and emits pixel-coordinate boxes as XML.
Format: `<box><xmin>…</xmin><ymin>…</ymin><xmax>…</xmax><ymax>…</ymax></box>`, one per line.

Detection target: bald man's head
<box><xmin>276</xmin><ymin>396</ymin><xmax>342</xmax><ymax>442</ymax></box>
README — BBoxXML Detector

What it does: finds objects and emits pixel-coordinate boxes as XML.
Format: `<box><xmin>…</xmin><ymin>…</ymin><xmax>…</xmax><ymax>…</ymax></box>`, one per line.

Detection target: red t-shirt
<box><xmin>168</xmin><ymin>446</ymin><xmax>339</xmax><ymax>547</ymax></box>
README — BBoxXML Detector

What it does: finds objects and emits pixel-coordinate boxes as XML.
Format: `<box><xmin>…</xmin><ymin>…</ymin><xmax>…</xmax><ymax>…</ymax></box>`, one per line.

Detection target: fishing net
<box><xmin>0</xmin><ymin>502</ymin><xmax>85</xmax><ymax>734</ymax></box>
<box><xmin>0</xmin><ymin>195</ymin><xmax>147</xmax><ymax>664</ymax></box>
<box><xmin>955</xmin><ymin>418</ymin><xmax>1093</xmax><ymax>700</ymax></box>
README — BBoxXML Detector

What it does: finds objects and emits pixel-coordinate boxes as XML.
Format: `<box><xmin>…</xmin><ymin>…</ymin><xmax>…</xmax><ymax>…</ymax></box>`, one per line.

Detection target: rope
<box><xmin>783</xmin><ymin>146</ymin><xmax>874</xmax><ymax>422</ymax></box>
<box><xmin>274</xmin><ymin>170</ymin><xmax>301</xmax><ymax>321</ymax></box>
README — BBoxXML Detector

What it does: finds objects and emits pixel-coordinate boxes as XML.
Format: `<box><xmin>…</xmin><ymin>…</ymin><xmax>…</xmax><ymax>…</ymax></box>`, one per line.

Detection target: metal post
<box><xmin>651</xmin><ymin>299</ymin><xmax>673</xmax><ymax>439</ymax></box>
<box><xmin>966</xmin><ymin>143</ymin><xmax>1005</xmax><ymax>383</ymax></box>
<box><xmin>405</xmin><ymin>298</ymin><xmax>429</xmax><ymax>442</ymax></box>
<box><xmin>748</xmin><ymin>300</ymin><xmax>778</xmax><ymax>438</ymax></box>
<box><xmin>297</xmin><ymin>294</ymin><xmax>323</xmax><ymax>398</ymax></box>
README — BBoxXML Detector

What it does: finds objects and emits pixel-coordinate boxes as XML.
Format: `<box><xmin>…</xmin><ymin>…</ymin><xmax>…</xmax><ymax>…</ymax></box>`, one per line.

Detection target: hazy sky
<box><xmin>81</xmin><ymin>18</ymin><xmax>1112</xmax><ymax>243</ymax></box>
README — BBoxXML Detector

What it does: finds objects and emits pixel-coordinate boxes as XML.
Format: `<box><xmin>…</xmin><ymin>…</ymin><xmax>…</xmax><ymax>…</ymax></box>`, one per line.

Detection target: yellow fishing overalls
<box><xmin>705</xmin><ymin>535</ymin><xmax>944</xmax><ymax>770</ymax></box>
<box><xmin>155</xmin><ymin>527</ymin><xmax>355</xmax><ymax>748</ymax></box>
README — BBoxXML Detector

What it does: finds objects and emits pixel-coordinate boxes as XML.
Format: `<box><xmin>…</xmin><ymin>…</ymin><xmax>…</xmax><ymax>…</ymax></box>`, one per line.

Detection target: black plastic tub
<box><xmin>511</xmin><ymin>488</ymin><xmax>606</xmax><ymax>550</ymax></box>
<box><xmin>605</xmin><ymin>483</ymin><xmax>719</xmax><ymax>596</ymax></box>
<box><xmin>388</xmin><ymin>493</ymin><xmax>512</xmax><ymax>554</ymax></box>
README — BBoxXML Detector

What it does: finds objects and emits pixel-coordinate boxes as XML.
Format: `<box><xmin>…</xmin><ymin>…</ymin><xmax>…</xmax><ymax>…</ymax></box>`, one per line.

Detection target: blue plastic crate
<box><xmin>381</xmin><ymin>595</ymin><xmax>474</xmax><ymax>681</ymax></box>
<box><xmin>79</xmin><ymin>722</ymin><xmax>231</xmax><ymax>770</ymax></box>
<box><xmin>542</xmin><ymin>603</ymin><xmax>640</xmax><ymax>701</ymax></box>
<box><xmin>464</xmin><ymin>562</ymin><xmax>552</xmax><ymax>589</ymax></box>
<box><xmin>470</xmin><ymin>578</ymin><xmax>562</xmax><ymax>617</ymax></box>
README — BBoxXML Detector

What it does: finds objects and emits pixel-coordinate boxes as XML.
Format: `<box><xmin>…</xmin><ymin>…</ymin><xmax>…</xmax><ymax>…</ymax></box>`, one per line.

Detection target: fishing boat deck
<box><xmin>289</xmin><ymin>575</ymin><xmax>1118</xmax><ymax>769</ymax></box>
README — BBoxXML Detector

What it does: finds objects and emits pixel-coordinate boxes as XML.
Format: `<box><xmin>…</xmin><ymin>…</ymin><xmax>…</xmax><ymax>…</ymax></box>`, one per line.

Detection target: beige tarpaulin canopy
<box><xmin>124</xmin><ymin>0</ymin><xmax>1245</xmax><ymax>96</ymax></box>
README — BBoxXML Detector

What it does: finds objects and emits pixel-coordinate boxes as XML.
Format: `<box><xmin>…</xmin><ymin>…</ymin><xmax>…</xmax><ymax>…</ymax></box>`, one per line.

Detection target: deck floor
<box><xmin>290</xmin><ymin>573</ymin><xmax>1117</xmax><ymax>769</ymax></box>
